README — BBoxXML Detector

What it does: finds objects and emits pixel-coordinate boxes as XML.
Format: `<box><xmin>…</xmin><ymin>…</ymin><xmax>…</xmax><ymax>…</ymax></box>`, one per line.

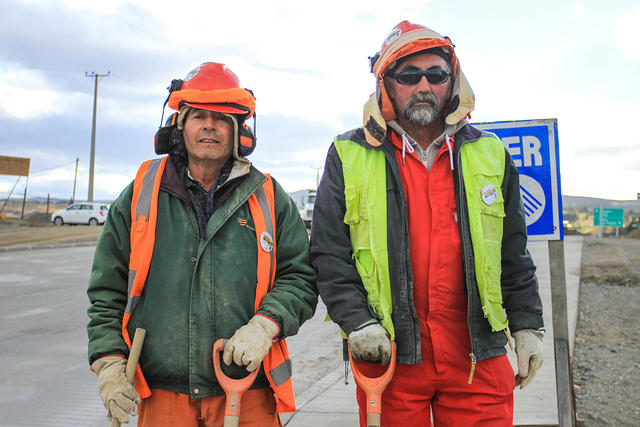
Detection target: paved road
<box><xmin>0</xmin><ymin>246</ymin><xmax>106</xmax><ymax>427</ymax></box>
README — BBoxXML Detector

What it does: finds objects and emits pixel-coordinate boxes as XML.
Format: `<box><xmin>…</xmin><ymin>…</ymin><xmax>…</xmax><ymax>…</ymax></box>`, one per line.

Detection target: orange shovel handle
<box><xmin>348</xmin><ymin>340</ymin><xmax>397</xmax><ymax>427</ymax></box>
<box><xmin>212</xmin><ymin>339</ymin><xmax>260</xmax><ymax>426</ymax></box>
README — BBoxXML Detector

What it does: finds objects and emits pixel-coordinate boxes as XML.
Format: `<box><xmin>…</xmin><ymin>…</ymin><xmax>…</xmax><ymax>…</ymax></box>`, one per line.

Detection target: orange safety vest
<box><xmin>122</xmin><ymin>156</ymin><xmax>296</xmax><ymax>412</ymax></box>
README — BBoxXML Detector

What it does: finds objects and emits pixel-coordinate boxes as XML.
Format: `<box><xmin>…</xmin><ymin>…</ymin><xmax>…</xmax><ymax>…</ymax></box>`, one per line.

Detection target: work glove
<box><xmin>348</xmin><ymin>320</ymin><xmax>391</xmax><ymax>365</ymax></box>
<box><xmin>513</xmin><ymin>329</ymin><xmax>544</xmax><ymax>389</ymax></box>
<box><xmin>90</xmin><ymin>356</ymin><xmax>140</xmax><ymax>424</ymax></box>
<box><xmin>224</xmin><ymin>315</ymin><xmax>279</xmax><ymax>372</ymax></box>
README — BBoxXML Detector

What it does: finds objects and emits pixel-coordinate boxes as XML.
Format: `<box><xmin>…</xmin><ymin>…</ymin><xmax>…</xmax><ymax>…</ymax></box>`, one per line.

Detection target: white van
<box><xmin>51</xmin><ymin>202</ymin><xmax>110</xmax><ymax>226</ymax></box>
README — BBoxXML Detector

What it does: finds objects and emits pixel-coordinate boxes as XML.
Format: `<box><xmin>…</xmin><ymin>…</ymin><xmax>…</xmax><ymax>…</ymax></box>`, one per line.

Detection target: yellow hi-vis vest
<box><xmin>122</xmin><ymin>157</ymin><xmax>296</xmax><ymax>412</ymax></box>
<box><xmin>335</xmin><ymin>133</ymin><xmax>508</xmax><ymax>334</ymax></box>
<box><xmin>334</xmin><ymin>139</ymin><xmax>394</xmax><ymax>339</ymax></box>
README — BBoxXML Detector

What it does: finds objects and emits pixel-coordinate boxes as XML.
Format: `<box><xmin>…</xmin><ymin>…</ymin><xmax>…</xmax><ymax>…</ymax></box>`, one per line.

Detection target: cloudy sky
<box><xmin>1</xmin><ymin>0</ymin><xmax>638</xmax><ymax>202</ymax></box>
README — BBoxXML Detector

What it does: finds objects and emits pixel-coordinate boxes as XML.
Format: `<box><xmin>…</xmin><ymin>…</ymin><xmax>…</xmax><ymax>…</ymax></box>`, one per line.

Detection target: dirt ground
<box><xmin>573</xmin><ymin>233</ymin><xmax>640</xmax><ymax>426</ymax></box>
<box><xmin>0</xmin><ymin>218</ymin><xmax>103</xmax><ymax>249</ymax></box>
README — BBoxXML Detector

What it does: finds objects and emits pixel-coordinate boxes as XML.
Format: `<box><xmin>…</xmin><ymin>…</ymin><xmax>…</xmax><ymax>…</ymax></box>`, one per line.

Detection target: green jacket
<box><xmin>87</xmin><ymin>158</ymin><xmax>317</xmax><ymax>398</ymax></box>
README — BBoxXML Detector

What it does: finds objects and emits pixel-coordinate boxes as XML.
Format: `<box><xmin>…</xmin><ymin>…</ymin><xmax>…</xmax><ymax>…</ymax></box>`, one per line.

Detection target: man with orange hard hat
<box><xmin>87</xmin><ymin>62</ymin><xmax>317</xmax><ymax>426</ymax></box>
<box><xmin>311</xmin><ymin>21</ymin><xmax>544</xmax><ymax>425</ymax></box>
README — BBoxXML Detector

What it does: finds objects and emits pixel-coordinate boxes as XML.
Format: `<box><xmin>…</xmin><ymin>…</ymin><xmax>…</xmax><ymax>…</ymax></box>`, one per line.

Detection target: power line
<box><xmin>30</xmin><ymin>160</ymin><xmax>78</xmax><ymax>174</ymax></box>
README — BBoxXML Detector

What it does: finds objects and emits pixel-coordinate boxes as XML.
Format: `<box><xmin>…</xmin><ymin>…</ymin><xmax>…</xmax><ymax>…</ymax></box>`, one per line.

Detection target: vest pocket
<box><xmin>353</xmin><ymin>246</ymin><xmax>375</xmax><ymax>281</ymax></box>
<box><xmin>343</xmin><ymin>182</ymin><xmax>374</xmax><ymax>280</ymax></box>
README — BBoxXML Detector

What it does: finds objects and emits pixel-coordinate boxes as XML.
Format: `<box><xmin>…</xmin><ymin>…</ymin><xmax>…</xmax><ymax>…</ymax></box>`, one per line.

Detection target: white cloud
<box><xmin>615</xmin><ymin>4</ymin><xmax>640</xmax><ymax>61</ymax></box>
<box><xmin>0</xmin><ymin>67</ymin><xmax>62</xmax><ymax>119</ymax></box>
<box><xmin>573</xmin><ymin>0</ymin><xmax>585</xmax><ymax>17</ymax></box>
<box><xmin>0</xmin><ymin>64</ymin><xmax>91</xmax><ymax>119</ymax></box>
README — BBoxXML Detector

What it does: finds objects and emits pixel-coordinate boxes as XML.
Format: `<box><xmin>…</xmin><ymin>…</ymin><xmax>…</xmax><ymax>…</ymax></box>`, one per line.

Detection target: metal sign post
<box><xmin>474</xmin><ymin>119</ymin><xmax>574</xmax><ymax>426</ymax></box>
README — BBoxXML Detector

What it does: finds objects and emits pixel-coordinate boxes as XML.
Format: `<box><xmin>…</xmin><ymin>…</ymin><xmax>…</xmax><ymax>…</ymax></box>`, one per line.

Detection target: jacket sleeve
<box><xmin>86</xmin><ymin>183</ymin><xmax>134</xmax><ymax>365</ymax></box>
<box><xmin>500</xmin><ymin>151</ymin><xmax>544</xmax><ymax>332</ymax></box>
<box><xmin>255</xmin><ymin>177</ymin><xmax>318</xmax><ymax>338</ymax></box>
<box><xmin>309</xmin><ymin>144</ymin><xmax>375</xmax><ymax>336</ymax></box>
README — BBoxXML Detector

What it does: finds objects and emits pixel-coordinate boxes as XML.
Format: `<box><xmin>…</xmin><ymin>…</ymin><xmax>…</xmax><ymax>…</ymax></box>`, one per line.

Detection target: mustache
<box><xmin>406</xmin><ymin>91</ymin><xmax>439</xmax><ymax>108</ymax></box>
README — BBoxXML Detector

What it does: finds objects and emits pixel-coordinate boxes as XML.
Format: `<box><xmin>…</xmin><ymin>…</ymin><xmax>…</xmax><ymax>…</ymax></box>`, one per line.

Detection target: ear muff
<box><xmin>238</xmin><ymin>121</ymin><xmax>256</xmax><ymax>157</ymax></box>
<box><xmin>154</xmin><ymin>112</ymin><xmax>179</xmax><ymax>155</ymax></box>
<box><xmin>169</xmin><ymin>79</ymin><xmax>183</xmax><ymax>93</ymax></box>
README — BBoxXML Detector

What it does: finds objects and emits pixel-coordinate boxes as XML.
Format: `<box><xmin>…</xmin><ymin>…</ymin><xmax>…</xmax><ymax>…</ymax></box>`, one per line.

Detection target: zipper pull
<box><xmin>468</xmin><ymin>353</ymin><xmax>476</xmax><ymax>384</ymax></box>
<box><xmin>504</xmin><ymin>329</ymin><xmax>513</xmax><ymax>351</ymax></box>
<box><xmin>344</xmin><ymin>360</ymin><xmax>350</xmax><ymax>385</ymax></box>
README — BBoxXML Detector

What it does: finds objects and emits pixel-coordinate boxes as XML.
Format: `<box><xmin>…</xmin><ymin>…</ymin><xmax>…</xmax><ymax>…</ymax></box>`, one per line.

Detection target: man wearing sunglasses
<box><xmin>310</xmin><ymin>21</ymin><xmax>544</xmax><ymax>426</ymax></box>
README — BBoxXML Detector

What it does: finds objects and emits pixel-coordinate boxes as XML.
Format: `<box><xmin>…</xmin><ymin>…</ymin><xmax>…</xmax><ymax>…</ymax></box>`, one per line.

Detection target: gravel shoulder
<box><xmin>0</xmin><ymin>220</ymin><xmax>102</xmax><ymax>249</ymax></box>
<box><xmin>573</xmin><ymin>234</ymin><xmax>640</xmax><ymax>426</ymax></box>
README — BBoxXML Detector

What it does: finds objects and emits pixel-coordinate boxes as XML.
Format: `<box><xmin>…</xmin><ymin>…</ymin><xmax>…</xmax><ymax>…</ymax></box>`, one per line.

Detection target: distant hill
<box><xmin>562</xmin><ymin>195</ymin><xmax>640</xmax><ymax>210</ymax></box>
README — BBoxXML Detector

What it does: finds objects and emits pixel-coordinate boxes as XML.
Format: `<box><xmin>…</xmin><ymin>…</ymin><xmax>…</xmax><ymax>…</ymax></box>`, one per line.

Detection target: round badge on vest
<box><xmin>481</xmin><ymin>184</ymin><xmax>498</xmax><ymax>206</ymax></box>
<box><xmin>260</xmin><ymin>231</ymin><xmax>274</xmax><ymax>253</ymax></box>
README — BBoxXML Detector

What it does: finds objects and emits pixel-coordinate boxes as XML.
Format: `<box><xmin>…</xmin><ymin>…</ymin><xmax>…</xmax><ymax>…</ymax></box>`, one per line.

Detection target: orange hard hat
<box><xmin>167</xmin><ymin>62</ymin><xmax>256</xmax><ymax>119</ymax></box>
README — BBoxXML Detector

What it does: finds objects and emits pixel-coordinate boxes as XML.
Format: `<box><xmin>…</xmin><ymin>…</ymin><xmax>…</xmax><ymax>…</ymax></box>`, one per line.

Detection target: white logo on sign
<box><xmin>260</xmin><ymin>231</ymin><xmax>274</xmax><ymax>253</ymax></box>
<box><xmin>519</xmin><ymin>174</ymin><xmax>545</xmax><ymax>226</ymax></box>
<box><xmin>503</xmin><ymin>136</ymin><xmax>543</xmax><ymax>168</ymax></box>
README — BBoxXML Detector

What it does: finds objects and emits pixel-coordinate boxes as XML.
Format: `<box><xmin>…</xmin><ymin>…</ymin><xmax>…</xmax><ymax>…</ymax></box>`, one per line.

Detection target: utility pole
<box><xmin>72</xmin><ymin>157</ymin><xmax>79</xmax><ymax>203</ymax></box>
<box><xmin>311</xmin><ymin>166</ymin><xmax>322</xmax><ymax>190</ymax></box>
<box><xmin>85</xmin><ymin>71</ymin><xmax>110</xmax><ymax>202</ymax></box>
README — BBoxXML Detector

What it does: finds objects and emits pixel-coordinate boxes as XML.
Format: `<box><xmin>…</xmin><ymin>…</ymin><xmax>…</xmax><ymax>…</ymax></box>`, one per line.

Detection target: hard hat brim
<box><xmin>183</xmin><ymin>101</ymin><xmax>249</xmax><ymax>116</ymax></box>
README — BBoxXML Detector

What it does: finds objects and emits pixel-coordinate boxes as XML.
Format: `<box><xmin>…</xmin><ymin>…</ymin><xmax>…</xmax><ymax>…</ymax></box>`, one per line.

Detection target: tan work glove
<box><xmin>223</xmin><ymin>315</ymin><xmax>279</xmax><ymax>372</ymax></box>
<box><xmin>91</xmin><ymin>356</ymin><xmax>140</xmax><ymax>424</ymax></box>
<box><xmin>348</xmin><ymin>320</ymin><xmax>391</xmax><ymax>365</ymax></box>
<box><xmin>513</xmin><ymin>329</ymin><xmax>544</xmax><ymax>389</ymax></box>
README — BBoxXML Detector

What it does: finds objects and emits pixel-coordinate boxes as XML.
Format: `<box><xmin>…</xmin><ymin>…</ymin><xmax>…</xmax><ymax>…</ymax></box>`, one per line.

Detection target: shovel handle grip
<box><xmin>212</xmin><ymin>339</ymin><xmax>259</xmax><ymax>425</ymax></box>
<box><xmin>349</xmin><ymin>340</ymin><xmax>396</xmax><ymax>423</ymax></box>
<box><xmin>111</xmin><ymin>328</ymin><xmax>146</xmax><ymax>427</ymax></box>
<box><xmin>367</xmin><ymin>412</ymin><xmax>381</xmax><ymax>427</ymax></box>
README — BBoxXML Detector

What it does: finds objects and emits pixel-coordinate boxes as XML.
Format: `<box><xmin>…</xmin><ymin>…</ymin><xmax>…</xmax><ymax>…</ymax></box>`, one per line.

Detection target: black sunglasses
<box><xmin>389</xmin><ymin>68</ymin><xmax>452</xmax><ymax>85</ymax></box>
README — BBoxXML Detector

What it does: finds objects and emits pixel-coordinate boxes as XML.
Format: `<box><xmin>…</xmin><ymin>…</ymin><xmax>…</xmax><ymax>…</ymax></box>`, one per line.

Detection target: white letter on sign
<box><xmin>503</xmin><ymin>136</ymin><xmax>522</xmax><ymax>167</ymax></box>
<box><xmin>523</xmin><ymin>136</ymin><xmax>542</xmax><ymax>167</ymax></box>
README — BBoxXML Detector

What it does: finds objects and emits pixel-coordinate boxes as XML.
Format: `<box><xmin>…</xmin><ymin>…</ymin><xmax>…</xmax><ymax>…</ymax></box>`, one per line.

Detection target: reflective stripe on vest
<box><xmin>336</xmin><ymin>134</ymin><xmax>508</xmax><ymax>334</ymax></box>
<box><xmin>460</xmin><ymin>134</ymin><xmax>508</xmax><ymax>331</ymax></box>
<box><xmin>122</xmin><ymin>156</ymin><xmax>167</xmax><ymax>398</ymax></box>
<box><xmin>247</xmin><ymin>176</ymin><xmax>296</xmax><ymax>412</ymax></box>
<box><xmin>334</xmin><ymin>139</ymin><xmax>395</xmax><ymax>340</ymax></box>
<box><xmin>124</xmin><ymin>158</ymin><xmax>296</xmax><ymax>412</ymax></box>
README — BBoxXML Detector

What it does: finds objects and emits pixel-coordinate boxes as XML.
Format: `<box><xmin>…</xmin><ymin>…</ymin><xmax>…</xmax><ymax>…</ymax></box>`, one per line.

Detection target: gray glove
<box><xmin>348</xmin><ymin>320</ymin><xmax>391</xmax><ymax>365</ymax></box>
<box><xmin>223</xmin><ymin>315</ymin><xmax>279</xmax><ymax>372</ymax></box>
<box><xmin>513</xmin><ymin>329</ymin><xmax>544</xmax><ymax>389</ymax></box>
<box><xmin>91</xmin><ymin>356</ymin><xmax>140</xmax><ymax>424</ymax></box>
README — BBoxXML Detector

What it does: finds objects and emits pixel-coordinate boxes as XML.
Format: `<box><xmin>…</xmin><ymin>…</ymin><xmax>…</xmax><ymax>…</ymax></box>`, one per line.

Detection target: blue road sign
<box><xmin>473</xmin><ymin>119</ymin><xmax>563</xmax><ymax>241</ymax></box>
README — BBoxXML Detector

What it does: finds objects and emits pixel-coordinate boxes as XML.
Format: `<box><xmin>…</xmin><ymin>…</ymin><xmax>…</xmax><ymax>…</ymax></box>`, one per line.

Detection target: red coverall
<box><xmin>355</xmin><ymin>132</ymin><xmax>515</xmax><ymax>426</ymax></box>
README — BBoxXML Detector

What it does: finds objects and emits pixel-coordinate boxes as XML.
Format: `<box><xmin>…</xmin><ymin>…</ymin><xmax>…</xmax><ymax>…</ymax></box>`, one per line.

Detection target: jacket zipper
<box><xmin>457</xmin><ymin>142</ymin><xmax>478</xmax><ymax>386</ymax></box>
<box><xmin>385</xmin><ymin>141</ymin><xmax>419</xmax><ymax>363</ymax></box>
<box><xmin>456</xmin><ymin>141</ymin><xmax>478</xmax><ymax>363</ymax></box>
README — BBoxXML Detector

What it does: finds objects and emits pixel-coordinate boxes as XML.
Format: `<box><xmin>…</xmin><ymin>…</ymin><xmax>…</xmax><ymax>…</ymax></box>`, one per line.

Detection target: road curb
<box><xmin>0</xmin><ymin>240</ymin><xmax>98</xmax><ymax>253</ymax></box>
<box><xmin>281</xmin><ymin>366</ymin><xmax>345</xmax><ymax>426</ymax></box>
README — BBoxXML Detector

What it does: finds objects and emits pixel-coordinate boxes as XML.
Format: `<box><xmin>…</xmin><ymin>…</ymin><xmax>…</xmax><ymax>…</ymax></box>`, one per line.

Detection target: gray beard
<box><xmin>403</xmin><ymin>92</ymin><xmax>441</xmax><ymax>126</ymax></box>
